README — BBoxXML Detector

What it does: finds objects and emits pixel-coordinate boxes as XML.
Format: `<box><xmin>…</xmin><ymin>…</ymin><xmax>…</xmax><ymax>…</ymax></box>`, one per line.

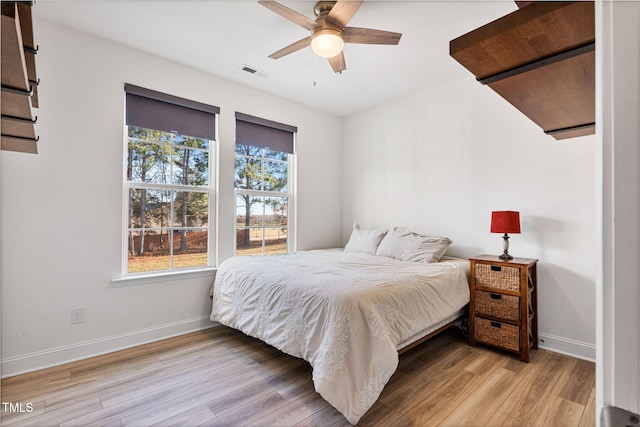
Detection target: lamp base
<box><xmin>499</xmin><ymin>233</ymin><xmax>513</xmax><ymax>260</ymax></box>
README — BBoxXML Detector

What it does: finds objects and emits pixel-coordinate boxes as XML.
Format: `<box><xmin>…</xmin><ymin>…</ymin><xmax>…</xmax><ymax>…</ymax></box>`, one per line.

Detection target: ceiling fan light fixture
<box><xmin>311</xmin><ymin>28</ymin><xmax>344</xmax><ymax>58</ymax></box>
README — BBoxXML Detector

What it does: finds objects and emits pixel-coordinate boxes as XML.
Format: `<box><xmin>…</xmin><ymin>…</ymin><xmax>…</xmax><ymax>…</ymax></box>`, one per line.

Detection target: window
<box><xmin>234</xmin><ymin>113</ymin><xmax>296</xmax><ymax>256</ymax></box>
<box><xmin>123</xmin><ymin>84</ymin><xmax>218</xmax><ymax>274</ymax></box>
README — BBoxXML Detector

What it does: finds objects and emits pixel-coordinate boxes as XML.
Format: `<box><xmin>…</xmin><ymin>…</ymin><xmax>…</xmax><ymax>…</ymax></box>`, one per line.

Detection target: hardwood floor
<box><xmin>0</xmin><ymin>326</ymin><xmax>595</xmax><ymax>426</ymax></box>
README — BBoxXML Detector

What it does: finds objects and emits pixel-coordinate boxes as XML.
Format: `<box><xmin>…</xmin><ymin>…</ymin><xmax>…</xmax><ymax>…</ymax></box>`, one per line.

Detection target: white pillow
<box><xmin>376</xmin><ymin>226</ymin><xmax>452</xmax><ymax>262</ymax></box>
<box><xmin>344</xmin><ymin>222</ymin><xmax>388</xmax><ymax>255</ymax></box>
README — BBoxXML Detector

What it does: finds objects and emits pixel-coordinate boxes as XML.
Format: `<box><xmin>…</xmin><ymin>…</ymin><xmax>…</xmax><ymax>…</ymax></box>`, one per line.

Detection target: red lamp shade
<box><xmin>491</xmin><ymin>211</ymin><xmax>521</xmax><ymax>234</ymax></box>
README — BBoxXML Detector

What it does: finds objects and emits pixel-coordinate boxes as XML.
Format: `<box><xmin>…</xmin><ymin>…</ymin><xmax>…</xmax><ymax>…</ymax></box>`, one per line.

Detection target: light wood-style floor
<box><xmin>0</xmin><ymin>325</ymin><xmax>595</xmax><ymax>426</ymax></box>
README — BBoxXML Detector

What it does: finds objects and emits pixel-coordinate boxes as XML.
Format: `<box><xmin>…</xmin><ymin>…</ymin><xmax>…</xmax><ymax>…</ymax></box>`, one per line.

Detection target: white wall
<box><xmin>343</xmin><ymin>75</ymin><xmax>596</xmax><ymax>360</ymax></box>
<box><xmin>0</xmin><ymin>20</ymin><xmax>343</xmax><ymax>376</ymax></box>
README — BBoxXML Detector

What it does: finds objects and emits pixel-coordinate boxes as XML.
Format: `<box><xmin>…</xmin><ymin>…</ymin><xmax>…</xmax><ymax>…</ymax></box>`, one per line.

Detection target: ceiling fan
<box><xmin>258</xmin><ymin>0</ymin><xmax>402</xmax><ymax>73</ymax></box>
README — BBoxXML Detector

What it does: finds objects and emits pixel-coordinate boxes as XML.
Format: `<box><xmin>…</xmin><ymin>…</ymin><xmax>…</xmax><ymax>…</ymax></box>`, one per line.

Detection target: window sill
<box><xmin>112</xmin><ymin>268</ymin><xmax>216</xmax><ymax>287</ymax></box>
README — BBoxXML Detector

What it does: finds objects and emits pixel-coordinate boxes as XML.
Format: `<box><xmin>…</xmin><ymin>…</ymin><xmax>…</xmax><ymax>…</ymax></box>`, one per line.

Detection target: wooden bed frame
<box><xmin>398</xmin><ymin>310</ymin><xmax>467</xmax><ymax>355</ymax></box>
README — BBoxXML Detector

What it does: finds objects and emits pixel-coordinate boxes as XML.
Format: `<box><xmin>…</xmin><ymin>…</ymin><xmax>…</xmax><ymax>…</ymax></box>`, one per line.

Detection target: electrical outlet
<box><xmin>71</xmin><ymin>308</ymin><xmax>84</xmax><ymax>324</ymax></box>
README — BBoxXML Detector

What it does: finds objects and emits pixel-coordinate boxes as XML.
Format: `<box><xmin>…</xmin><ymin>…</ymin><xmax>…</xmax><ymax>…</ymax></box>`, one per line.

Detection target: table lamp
<box><xmin>491</xmin><ymin>211</ymin><xmax>521</xmax><ymax>260</ymax></box>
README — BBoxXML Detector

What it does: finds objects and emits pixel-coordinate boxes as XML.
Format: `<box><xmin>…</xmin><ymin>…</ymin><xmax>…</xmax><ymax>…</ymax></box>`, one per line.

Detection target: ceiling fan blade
<box><xmin>328</xmin><ymin>51</ymin><xmax>346</xmax><ymax>73</ymax></box>
<box><xmin>343</xmin><ymin>27</ymin><xmax>402</xmax><ymax>45</ymax></box>
<box><xmin>326</xmin><ymin>0</ymin><xmax>363</xmax><ymax>28</ymax></box>
<box><xmin>258</xmin><ymin>0</ymin><xmax>316</xmax><ymax>30</ymax></box>
<box><xmin>268</xmin><ymin>36</ymin><xmax>312</xmax><ymax>59</ymax></box>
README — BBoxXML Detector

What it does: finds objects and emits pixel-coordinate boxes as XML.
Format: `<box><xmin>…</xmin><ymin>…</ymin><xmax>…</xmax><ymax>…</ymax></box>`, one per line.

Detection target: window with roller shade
<box><xmin>123</xmin><ymin>84</ymin><xmax>218</xmax><ymax>274</ymax></box>
<box><xmin>234</xmin><ymin>112</ymin><xmax>296</xmax><ymax>256</ymax></box>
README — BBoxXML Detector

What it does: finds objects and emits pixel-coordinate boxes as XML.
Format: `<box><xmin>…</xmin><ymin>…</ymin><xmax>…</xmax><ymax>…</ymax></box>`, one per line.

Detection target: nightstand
<box><xmin>469</xmin><ymin>254</ymin><xmax>538</xmax><ymax>362</ymax></box>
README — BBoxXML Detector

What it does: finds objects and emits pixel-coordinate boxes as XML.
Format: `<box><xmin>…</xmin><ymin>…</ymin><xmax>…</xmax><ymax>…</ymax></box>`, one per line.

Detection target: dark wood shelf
<box><xmin>19</xmin><ymin>1</ymin><xmax>39</xmax><ymax>108</ymax></box>
<box><xmin>1</xmin><ymin>1</ymin><xmax>39</xmax><ymax>154</ymax></box>
<box><xmin>450</xmin><ymin>1</ymin><xmax>595</xmax><ymax>140</ymax></box>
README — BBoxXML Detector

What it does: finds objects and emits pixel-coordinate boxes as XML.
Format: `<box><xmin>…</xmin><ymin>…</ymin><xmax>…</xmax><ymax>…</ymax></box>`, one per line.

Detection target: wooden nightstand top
<box><xmin>470</xmin><ymin>254</ymin><xmax>538</xmax><ymax>266</ymax></box>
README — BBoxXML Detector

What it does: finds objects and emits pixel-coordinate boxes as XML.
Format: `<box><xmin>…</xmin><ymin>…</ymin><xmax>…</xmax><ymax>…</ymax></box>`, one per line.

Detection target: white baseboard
<box><xmin>1</xmin><ymin>316</ymin><xmax>217</xmax><ymax>378</ymax></box>
<box><xmin>2</xmin><ymin>321</ymin><xmax>595</xmax><ymax>378</ymax></box>
<box><xmin>538</xmin><ymin>332</ymin><xmax>595</xmax><ymax>362</ymax></box>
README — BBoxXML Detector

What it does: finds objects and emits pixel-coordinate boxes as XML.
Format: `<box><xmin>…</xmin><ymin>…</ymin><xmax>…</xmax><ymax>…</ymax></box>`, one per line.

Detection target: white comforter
<box><xmin>210</xmin><ymin>249</ymin><xmax>469</xmax><ymax>424</ymax></box>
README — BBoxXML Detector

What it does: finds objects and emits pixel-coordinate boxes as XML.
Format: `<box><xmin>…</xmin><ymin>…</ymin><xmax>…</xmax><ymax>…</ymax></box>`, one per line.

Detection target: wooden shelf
<box><xmin>1</xmin><ymin>1</ymin><xmax>39</xmax><ymax>154</ymax></box>
<box><xmin>1</xmin><ymin>9</ymin><xmax>29</xmax><ymax>91</ymax></box>
<box><xmin>18</xmin><ymin>2</ymin><xmax>38</xmax><ymax>107</ymax></box>
<box><xmin>450</xmin><ymin>1</ymin><xmax>595</xmax><ymax>140</ymax></box>
<box><xmin>1</xmin><ymin>115</ymin><xmax>36</xmax><ymax>139</ymax></box>
<box><xmin>1</xmin><ymin>135</ymin><xmax>37</xmax><ymax>154</ymax></box>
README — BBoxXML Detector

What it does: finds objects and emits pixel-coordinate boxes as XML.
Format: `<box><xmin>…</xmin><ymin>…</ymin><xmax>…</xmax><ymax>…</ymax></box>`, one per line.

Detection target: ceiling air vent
<box><xmin>240</xmin><ymin>64</ymin><xmax>271</xmax><ymax>79</ymax></box>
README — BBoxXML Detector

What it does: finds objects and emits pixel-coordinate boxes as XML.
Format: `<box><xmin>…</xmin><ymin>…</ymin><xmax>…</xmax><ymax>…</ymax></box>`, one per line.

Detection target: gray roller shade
<box><xmin>235</xmin><ymin>112</ymin><xmax>296</xmax><ymax>154</ymax></box>
<box><xmin>125</xmin><ymin>84</ymin><xmax>219</xmax><ymax>140</ymax></box>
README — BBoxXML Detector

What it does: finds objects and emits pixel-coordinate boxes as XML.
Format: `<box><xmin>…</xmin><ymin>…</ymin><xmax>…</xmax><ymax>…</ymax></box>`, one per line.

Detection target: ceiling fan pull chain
<box><xmin>313</xmin><ymin>50</ymin><xmax>318</xmax><ymax>86</ymax></box>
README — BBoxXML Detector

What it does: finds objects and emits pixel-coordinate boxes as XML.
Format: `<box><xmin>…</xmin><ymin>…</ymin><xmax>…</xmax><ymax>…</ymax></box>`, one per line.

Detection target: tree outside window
<box><xmin>126</xmin><ymin>126</ymin><xmax>211</xmax><ymax>273</ymax></box>
<box><xmin>234</xmin><ymin>144</ymin><xmax>290</xmax><ymax>256</ymax></box>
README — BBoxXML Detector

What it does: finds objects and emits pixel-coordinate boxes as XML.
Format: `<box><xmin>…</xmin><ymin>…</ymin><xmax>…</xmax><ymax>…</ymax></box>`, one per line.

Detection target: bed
<box><xmin>210</xmin><ymin>225</ymin><xmax>470</xmax><ymax>424</ymax></box>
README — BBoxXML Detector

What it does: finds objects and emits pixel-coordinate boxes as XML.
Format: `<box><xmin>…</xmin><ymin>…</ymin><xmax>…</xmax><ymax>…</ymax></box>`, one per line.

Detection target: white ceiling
<box><xmin>33</xmin><ymin>0</ymin><xmax>516</xmax><ymax>117</ymax></box>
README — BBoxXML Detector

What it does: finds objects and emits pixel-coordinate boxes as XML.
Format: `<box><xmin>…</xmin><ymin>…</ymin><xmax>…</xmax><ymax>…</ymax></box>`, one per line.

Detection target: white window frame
<box><xmin>116</xmin><ymin>120</ymin><xmax>218</xmax><ymax>283</ymax></box>
<box><xmin>234</xmin><ymin>142</ymin><xmax>296</xmax><ymax>256</ymax></box>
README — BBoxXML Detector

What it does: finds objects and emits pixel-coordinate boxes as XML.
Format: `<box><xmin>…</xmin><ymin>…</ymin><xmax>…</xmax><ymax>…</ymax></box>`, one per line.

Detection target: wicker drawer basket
<box><xmin>474</xmin><ymin>317</ymin><xmax>520</xmax><ymax>352</ymax></box>
<box><xmin>474</xmin><ymin>290</ymin><xmax>520</xmax><ymax>321</ymax></box>
<box><xmin>474</xmin><ymin>263</ymin><xmax>520</xmax><ymax>292</ymax></box>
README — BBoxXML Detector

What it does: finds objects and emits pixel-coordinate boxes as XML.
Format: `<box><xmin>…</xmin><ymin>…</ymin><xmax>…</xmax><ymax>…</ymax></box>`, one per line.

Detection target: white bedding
<box><xmin>210</xmin><ymin>249</ymin><xmax>470</xmax><ymax>424</ymax></box>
